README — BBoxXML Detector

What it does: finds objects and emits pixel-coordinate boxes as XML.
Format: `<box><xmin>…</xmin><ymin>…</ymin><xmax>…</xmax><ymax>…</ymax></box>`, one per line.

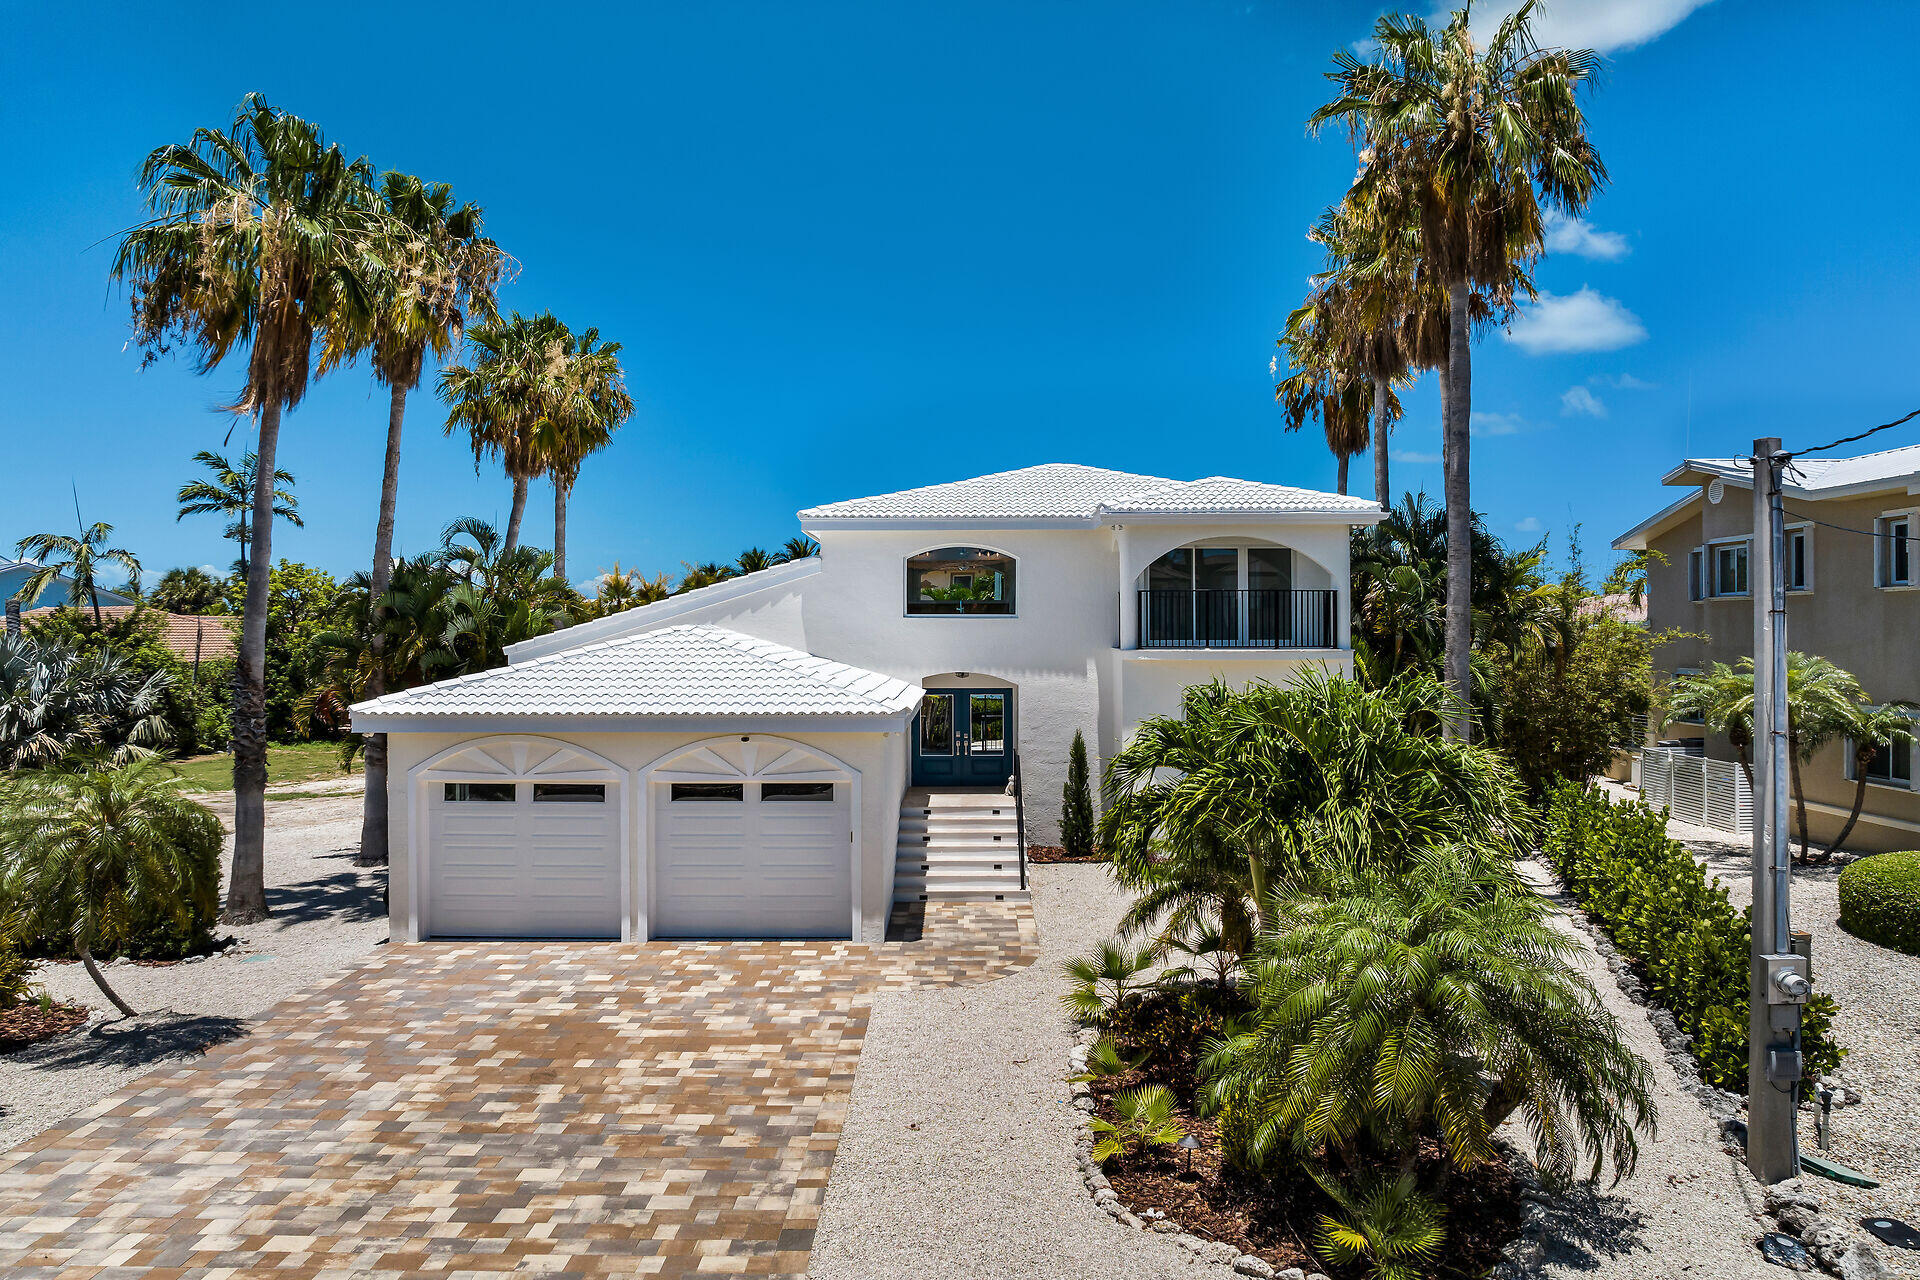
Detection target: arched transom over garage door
<box><xmin>417</xmin><ymin>737</ymin><xmax>627</xmax><ymax>940</ymax></box>
<box><xmin>646</xmin><ymin>737</ymin><xmax>857</xmax><ymax>941</ymax></box>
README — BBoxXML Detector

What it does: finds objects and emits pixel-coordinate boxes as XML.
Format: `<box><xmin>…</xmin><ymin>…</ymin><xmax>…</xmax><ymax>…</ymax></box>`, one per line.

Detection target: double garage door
<box><xmin>427</xmin><ymin>777</ymin><xmax>851</xmax><ymax>940</ymax></box>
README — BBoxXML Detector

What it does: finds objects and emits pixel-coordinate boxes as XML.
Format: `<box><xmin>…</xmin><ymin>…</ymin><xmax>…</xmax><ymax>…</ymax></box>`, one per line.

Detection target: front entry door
<box><xmin>912</xmin><ymin>688</ymin><xmax>1013</xmax><ymax>787</ymax></box>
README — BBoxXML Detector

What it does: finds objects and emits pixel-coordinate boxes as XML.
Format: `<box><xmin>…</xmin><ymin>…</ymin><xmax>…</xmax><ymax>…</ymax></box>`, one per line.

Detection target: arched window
<box><xmin>905</xmin><ymin>547</ymin><xmax>1016</xmax><ymax>615</ymax></box>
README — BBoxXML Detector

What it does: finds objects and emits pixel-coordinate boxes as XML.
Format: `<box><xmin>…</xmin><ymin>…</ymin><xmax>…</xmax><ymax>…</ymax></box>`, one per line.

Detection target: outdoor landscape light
<box><xmin>1178</xmin><ymin>1132</ymin><xmax>1201</xmax><ymax>1177</ymax></box>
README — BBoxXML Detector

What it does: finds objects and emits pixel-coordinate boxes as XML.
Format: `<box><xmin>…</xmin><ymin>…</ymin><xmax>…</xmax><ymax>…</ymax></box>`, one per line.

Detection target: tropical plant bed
<box><xmin>1084</xmin><ymin>1071</ymin><xmax>1522</xmax><ymax>1277</ymax></box>
<box><xmin>1027</xmin><ymin>844</ymin><xmax>1107</xmax><ymax>864</ymax></box>
<box><xmin>0</xmin><ymin>999</ymin><xmax>89</xmax><ymax>1052</ymax></box>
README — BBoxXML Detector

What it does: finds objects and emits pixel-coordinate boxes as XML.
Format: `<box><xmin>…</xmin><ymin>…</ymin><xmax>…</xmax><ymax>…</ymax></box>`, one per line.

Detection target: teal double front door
<box><xmin>911</xmin><ymin>688</ymin><xmax>1013</xmax><ymax>787</ymax></box>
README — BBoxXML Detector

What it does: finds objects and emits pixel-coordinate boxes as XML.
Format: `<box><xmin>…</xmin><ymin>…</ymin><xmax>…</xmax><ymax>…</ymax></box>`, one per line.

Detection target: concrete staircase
<box><xmin>892</xmin><ymin>787</ymin><xmax>1029</xmax><ymax>903</ymax></box>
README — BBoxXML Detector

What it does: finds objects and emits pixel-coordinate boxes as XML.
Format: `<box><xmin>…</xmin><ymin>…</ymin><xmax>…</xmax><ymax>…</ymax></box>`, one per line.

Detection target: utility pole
<box><xmin>1748</xmin><ymin>437</ymin><xmax>1809</xmax><ymax>1182</ymax></box>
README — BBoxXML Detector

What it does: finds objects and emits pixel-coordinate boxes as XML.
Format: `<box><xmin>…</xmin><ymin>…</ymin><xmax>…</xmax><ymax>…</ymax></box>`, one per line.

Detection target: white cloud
<box><xmin>1441</xmin><ymin>0</ymin><xmax>1713</xmax><ymax>54</ymax></box>
<box><xmin>1506</xmin><ymin>288</ymin><xmax>1648</xmax><ymax>355</ymax></box>
<box><xmin>1544</xmin><ymin>211</ymin><xmax>1629</xmax><ymax>261</ymax></box>
<box><xmin>1472</xmin><ymin>411</ymin><xmax>1526</xmax><ymax>437</ymax></box>
<box><xmin>1515</xmin><ymin>516</ymin><xmax>1544</xmax><ymax>534</ymax></box>
<box><xmin>1561</xmin><ymin>386</ymin><xmax>1607</xmax><ymax>418</ymax></box>
<box><xmin>1597</xmin><ymin>372</ymin><xmax>1658</xmax><ymax>390</ymax></box>
<box><xmin>1391</xmin><ymin>450</ymin><xmax>1443</xmax><ymax>464</ymax></box>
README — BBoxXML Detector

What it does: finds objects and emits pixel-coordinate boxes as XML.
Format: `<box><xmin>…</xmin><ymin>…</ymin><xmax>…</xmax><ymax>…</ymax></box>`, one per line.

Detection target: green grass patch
<box><xmin>167</xmin><ymin>741</ymin><xmax>355</xmax><ymax>793</ymax></box>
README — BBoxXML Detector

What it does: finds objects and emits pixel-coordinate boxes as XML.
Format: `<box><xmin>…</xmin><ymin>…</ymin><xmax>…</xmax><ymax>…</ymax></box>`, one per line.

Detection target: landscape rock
<box><xmin>1229</xmin><ymin>1258</ymin><xmax>1275</xmax><ymax>1278</ymax></box>
<box><xmin>1072</xmin><ymin>1096</ymin><xmax>1096</xmax><ymax>1112</ymax></box>
<box><xmin>1275</xmin><ymin>1268</ymin><xmax>1308</xmax><ymax>1280</ymax></box>
<box><xmin>1836</xmin><ymin>1241</ymin><xmax>1887</xmax><ymax>1280</ymax></box>
<box><xmin>1775</xmin><ymin>1203</ymin><xmax>1821</xmax><ymax>1236</ymax></box>
<box><xmin>1504</xmin><ymin>1237</ymin><xmax>1546</xmax><ymax>1268</ymax></box>
<box><xmin>1119</xmin><ymin>1211</ymin><xmax>1145</xmax><ymax>1230</ymax></box>
<box><xmin>1204</xmin><ymin>1240</ymin><xmax>1240</xmax><ymax>1264</ymax></box>
<box><xmin>1075</xmin><ymin>1027</ymin><xmax>1100</xmax><ymax>1045</ymax></box>
<box><xmin>1151</xmin><ymin>1218</ymin><xmax>1180</xmax><ymax>1233</ymax></box>
<box><xmin>1764</xmin><ymin>1180</ymin><xmax>1820</xmax><ymax>1213</ymax></box>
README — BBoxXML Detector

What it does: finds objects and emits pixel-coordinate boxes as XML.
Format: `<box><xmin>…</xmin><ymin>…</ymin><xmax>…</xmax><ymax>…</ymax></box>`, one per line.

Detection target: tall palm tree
<box><xmin>1313</xmin><ymin>3</ymin><xmax>1607</xmax><ymax>738</ymax></box>
<box><xmin>336</xmin><ymin>174</ymin><xmax>506</xmax><ymax>867</ymax></box>
<box><xmin>534</xmin><ymin>323</ymin><xmax>632</xmax><ymax>582</ymax></box>
<box><xmin>440</xmin><ymin>312</ymin><xmax>569</xmax><ymax>556</ymax></box>
<box><xmin>113</xmin><ymin>93</ymin><xmax>381</xmax><ymax>921</ymax></box>
<box><xmin>12</xmin><ymin>524</ymin><xmax>141</xmax><ymax>625</ymax></box>
<box><xmin>1275</xmin><ymin>305</ymin><xmax>1383</xmax><ymax>496</ymax></box>
<box><xmin>175</xmin><ymin>449</ymin><xmax>301</xmax><ymax>574</ymax></box>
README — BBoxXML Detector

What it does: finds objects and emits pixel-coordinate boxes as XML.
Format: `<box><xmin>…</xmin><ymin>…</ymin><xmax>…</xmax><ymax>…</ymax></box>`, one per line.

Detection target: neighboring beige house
<box><xmin>1614</xmin><ymin>444</ymin><xmax>1920</xmax><ymax>852</ymax></box>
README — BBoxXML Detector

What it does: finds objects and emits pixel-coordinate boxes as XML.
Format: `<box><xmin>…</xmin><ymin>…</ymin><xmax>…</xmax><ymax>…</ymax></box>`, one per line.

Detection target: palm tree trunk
<box><xmin>1826</xmin><ymin>752</ymin><xmax>1872</xmax><ymax>859</ymax></box>
<box><xmin>1790</xmin><ymin>737</ymin><xmax>1811</xmax><ymax>863</ymax></box>
<box><xmin>1442</xmin><ymin>281</ymin><xmax>1474</xmax><ymax>741</ymax></box>
<box><xmin>553</xmin><ymin>477</ymin><xmax>569</xmax><ymax>582</ymax></box>
<box><xmin>357</xmin><ymin>378</ymin><xmax>409</xmax><ymax>869</ymax></box>
<box><xmin>1335</xmin><ymin>452</ymin><xmax>1349</xmax><ymax>496</ymax></box>
<box><xmin>503</xmin><ymin>474</ymin><xmax>529</xmax><ymax>556</ymax></box>
<box><xmin>227</xmin><ymin>401</ymin><xmax>280</xmax><ymax>924</ymax></box>
<box><xmin>79</xmin><ymin>943</ymin><xmax>139</xmax><ymax>1019</ymax></box>
<box><xmin>89</xmin><ymin>586</ymin><xmax>103</xmax><ymax>628</ymax></box>
<box><xmin>1373</xmin><ymin>374</ymin><xmax>1391</xmax><ymax>511</ymax></box>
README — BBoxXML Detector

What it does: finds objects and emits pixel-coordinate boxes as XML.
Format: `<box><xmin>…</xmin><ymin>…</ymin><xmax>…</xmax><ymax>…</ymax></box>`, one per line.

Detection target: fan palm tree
<box><xmin>1313</xmin><ymin>3</ymin><xmax>1607</xmax><ymax>739</ymax></box>
<box><xmin>175</xmin><ymin>449</ymin><xmax>301</xmax><ymax>574</ymax></box>
<box><xmin>335</xmin><ymin>174</ymin><xmax>506</xmax><ymax>866</ymax></box>
<box><xmin>1201</xmin><ymin>850</ymin><xmax>1655</xmax><ymax>1186</ymax></box>
<box><xmin>534</xmin><ymin>322</ymin><xmax>632</xmax><ymax>582</ymax></box>
<box><xmin>1275</xmin><ymin>301</ymin><xmax>1396</xmax><ymax>496</ymax></box>
<box><xmin>12</xmin><ymin>525</ymin><xmax>141</xmax><ymax>625</ymax></box>
<box><xmin>112</xmin><ymin>93</ymin><xmax>381</xmax><ymax>922</ymax></box>
<box><xmin>0</xmin><ymin>634</ymin><xmax>173</xmax><ymax>769</ymax></box>
<box><xmin>0</xmin><ymin>761</ymin><xmax>224</xmax><ymax>1017</ymax></box>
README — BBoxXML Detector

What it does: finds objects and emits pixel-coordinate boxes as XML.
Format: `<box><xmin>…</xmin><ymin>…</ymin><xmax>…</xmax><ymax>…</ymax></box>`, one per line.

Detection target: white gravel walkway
<box><xmin>0</xmin><ymin>780</ymin><xmax>387</xmax><ymax>1151</ymax></box>
<box><xmin>1600</xmin><ymin>782</ymin><xmax>1920</xmax><ymax>1280</ymax></box>
<box><xmin>811</xmin><ymin>863</ymin><xmax>1210</xmax><ymax>1280</ymax></box>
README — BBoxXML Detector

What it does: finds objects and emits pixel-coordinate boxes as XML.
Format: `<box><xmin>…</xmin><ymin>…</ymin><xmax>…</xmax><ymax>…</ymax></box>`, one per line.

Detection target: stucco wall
<box><xmin>1646</xmin><ymin>484</ymin><xmax>1920</xmax><ymax>851</ymax></box>
<box><xmin>384</xmin><ymin>727</ymin><xmax>905</xmax><ymax>943</ymax></box>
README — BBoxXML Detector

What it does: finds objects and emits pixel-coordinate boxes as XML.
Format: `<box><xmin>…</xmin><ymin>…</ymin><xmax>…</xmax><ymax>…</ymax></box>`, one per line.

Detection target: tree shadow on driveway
<box><xmin>260</xmin><ymin>849</ymin><xmax>385</xmax><ymax>929</ymax></box>
<box><xmin>17</xmin><ymin>1013</ymin><xmax>250</xmax><ymax>1074</ymax></box>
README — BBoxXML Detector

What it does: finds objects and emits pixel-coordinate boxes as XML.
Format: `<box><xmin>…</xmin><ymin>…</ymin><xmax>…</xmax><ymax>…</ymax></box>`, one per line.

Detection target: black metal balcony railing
<box><xmin>1137</xmin><ymin>588</ymin><xmax>1338</xmax><ymax>650</ymax></box>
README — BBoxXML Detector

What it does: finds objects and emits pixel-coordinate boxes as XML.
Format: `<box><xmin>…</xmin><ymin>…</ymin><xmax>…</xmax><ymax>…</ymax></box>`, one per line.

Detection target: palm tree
<box><xmin>12</xmin><ymin>525</ymin><xmax>141</xmax><ymax>625</ymax></box>
<box><xmin>1827</xmin><ymin>703</ymin><xmax>1918</xmax><ymax>859</ymax></box>
<box><xmin>589</xmin><ymin>562</ymin><xmax>671</xmax><ymax>616</ymax></box>
<box><xmin>735</xmin><ymin>547</ymin><xmax>776</xmax><ymax>574</ymax></box>
<box><xmin>113</xmin><ymin>93</ymin><xmax>380</xmax><ymax>923</ymax></box>
<box><xmin>776</xmin><ymin>536</ymin><xmax>820</xmax><ymax>563</ymax></box>
<box><xmin>337</xmin><ymin>174</ymin><xmax>506</xmax><ymax>867</ymax></box>
<box><xmin>1201</xmin><ymin>851</ymin><xmax>1654</xmax><ymax>1186</ymax></box>
<box><xmin>535</xmin><ymin>323</ymin><xmax>632</xmax><ymax>582</ymax></box>
<box><xmin>175</xmin><ymin>450</ymin><xmax>301</xmax><ymax>574</ymax></box>
<box><xmin>676</xmin><ymin>561</ymin><xmax>738</xmax><ymax>593</ymax></box>
<box><xmin>1313</xmin><ymin>4</ymin><xmax>1607</xmax><ymax>738</ymax></box>
<box><xmin>0</xmin><ymin>634</ymin><xmax>173</xmax><ymax>768</ymax></box>
<box><xmin>149</xmin><ymin>566</ymin><xmax>228</xmax><ymax>615</ymax></box>
<box><xmin>0</xmin><ymin>761</ymin><xmax>224</xmax><ymax>1017</ymax></box>
<box><xmin>1275</xmin><ymin>302</ymin><xmax>1388</xmax><ymax>496</ymax></box>
<box><xmin>1101</xmin><ymin>671</ymin><xmax>1531</xmax><ymax>944</ymax></box>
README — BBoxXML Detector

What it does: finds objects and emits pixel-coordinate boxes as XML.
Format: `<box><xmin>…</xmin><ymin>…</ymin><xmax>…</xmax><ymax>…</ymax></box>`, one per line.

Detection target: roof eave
<box><xmin>798</xmin><ymin>515</ymin><xmax>1099</xmax><ymax>531</ymax></box>
<box><xmin>1096</xmin><ymin>507</ymin><xmax>1387</xmax><ymax>526</ymax></box>
<box><xmin>1612</xmin><ymin>490</ymin><xmax>1701</xmax><ymax>551</ymax></box>
<box><xmin>349</xmin><ymin>707</ymin><xmax>918</xmax><ymax>736</ymax></box>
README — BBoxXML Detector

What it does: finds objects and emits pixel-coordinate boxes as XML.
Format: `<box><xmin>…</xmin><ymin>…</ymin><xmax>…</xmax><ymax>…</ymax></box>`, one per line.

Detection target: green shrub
<box><xmin>1839</xmin><ymin>850</ymin><xmax>1920</xmax><ymax>956</ymax></box>
<box><xmin>1544</xmin><ymin>782</ymin><xmax>1844</xmax><ymax>1091</ymax></box>
<box><xmin>1105</xmin><ymin>981</ymin><xmax>1246</xmax><ymax>1081</ymax></box>
<box><xmin>1060</xmin><ymin>729</ymin><xmax>1095</xmax><ymax>858</ymax></box>
<box><xmin>1090</xmin><ymin>1083</ymin><xmax>1185</xmax><ymax>1164</ymax></box>
<box><xmin>0</xmin><ymin>930</ymin><xmax>33</xmax><ymax>1008</ymax></box>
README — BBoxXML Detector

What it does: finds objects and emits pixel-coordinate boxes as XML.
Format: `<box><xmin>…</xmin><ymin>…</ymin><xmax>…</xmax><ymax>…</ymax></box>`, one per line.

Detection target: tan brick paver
<box><xmin>0</xmin><ymin>903</ymin><xmax>1036</xmax><ymax>1278</ymax></box>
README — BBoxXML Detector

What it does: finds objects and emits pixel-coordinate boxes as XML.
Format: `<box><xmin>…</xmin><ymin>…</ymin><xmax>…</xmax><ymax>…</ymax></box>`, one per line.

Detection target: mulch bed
<box><xmin>1091</xmin><ymin>1073</ymin><xmax>1521</xmax><ymax>1276</ymax></box>
<box><xmin>0</xmin><ymin>1000</ymin><xmax>90</xmax><ymax>1052</ymax></box>
<box><xmin>1026</xmin><ymin>845</ymin><xmax>1108</xmax><ymax>864</ymax></box>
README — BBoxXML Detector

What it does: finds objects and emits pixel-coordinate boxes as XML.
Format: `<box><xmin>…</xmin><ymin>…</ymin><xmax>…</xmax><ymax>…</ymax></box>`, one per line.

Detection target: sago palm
<box><xmin>175</xmin><ymin>449</ymin><xmax>301</xmax><ymax>574</ymax></box>
<box><xmin>0</xmin><ymin>761</ymin><xmax>223</xmax><ymax>1017</ymax></box>
<box><xmin>112</xmin><ymin>93</ymin><xmax>381</xmax><ymax>922</ymax></box>
<box><xmin>13</xmin><ymin>524</ymin><xmax>141</xmax><ymax>625</ymax></box>
<box><xmin>1313</xmin><ymin>2</ymin><xmax>1607</xmax><ymax>739</ymax></box>
<box><xmin>1201</xmin><ymin>850</ymin><xmax>1654</xmax><ymax>1185</ymax></box>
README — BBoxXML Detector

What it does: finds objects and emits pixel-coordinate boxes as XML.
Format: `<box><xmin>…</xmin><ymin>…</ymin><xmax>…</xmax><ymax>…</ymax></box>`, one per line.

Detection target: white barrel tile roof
<box><xmin>798</xmin><ymin>462</ymin><xmax>1374</xmax><ymax>521</ymax></box>
<box><xmin>351</xmin><ymin>625</ymin><xmax>922</xmax><ymax>720</ymax></box>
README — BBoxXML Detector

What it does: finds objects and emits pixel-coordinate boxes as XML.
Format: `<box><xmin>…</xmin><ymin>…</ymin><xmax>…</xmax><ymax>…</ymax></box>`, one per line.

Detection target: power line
<box><xmin>1785</xmin><ymin>407</ymin><xmax>1920</xmax><ymax>460</ymax></box>
<box><xmin>1779</xmin><ymin>505</ymin><xmax>1888</xmax><ymax>540</ymax></box>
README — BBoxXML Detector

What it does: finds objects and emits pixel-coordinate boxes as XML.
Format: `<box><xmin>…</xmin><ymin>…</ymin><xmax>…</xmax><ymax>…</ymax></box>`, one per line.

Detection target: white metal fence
<box><xmin>1637</xmin><ymin>746</ymin><xmax>1753</xmax><ymax>835</ymax></box>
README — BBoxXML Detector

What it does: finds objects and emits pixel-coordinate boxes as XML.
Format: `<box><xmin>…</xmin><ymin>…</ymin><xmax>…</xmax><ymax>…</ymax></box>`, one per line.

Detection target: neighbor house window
<box><xmin>1786</xmin><ymin>527</ymin><xmax>1810</xmax><ymax>592</ymax></box>
<box><xmin>1688</xmin><ymin>548</ymin><xmax>1706</xmax><ymax>601</ymax></box>
<box><xmin>1878</xmin><ymin>515</ymin><xmax>1913</xmax><ymax>587</ymax></box>
<box><xmin>1850</xmin><ymin>715</ymin><xmax>1917</xmax><ymax>789</ymax></box>
<box><xmin>1709</xmin><ymin>540</ymin><xmax>1749</xmax><ymax>597</ymax></box>
<box><xmin>444</xmin><ymin>783</ymin><xmax>515</xmax><ymax>802</ymax></box>
<box><xmin>906</xmin><ymin>547</ymin><xmax>1015</xmax><ymax>614</ymax></box>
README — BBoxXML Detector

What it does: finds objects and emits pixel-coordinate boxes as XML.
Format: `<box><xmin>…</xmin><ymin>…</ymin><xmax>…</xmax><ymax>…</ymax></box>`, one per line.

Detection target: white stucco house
<box><xmin>351</xmin><ymin>463</ymin><xmax>1382</xmax><ymax>944</ymax></box>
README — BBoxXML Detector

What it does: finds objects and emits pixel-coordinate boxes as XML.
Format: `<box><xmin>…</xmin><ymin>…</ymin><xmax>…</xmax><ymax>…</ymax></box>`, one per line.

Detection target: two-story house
<box><xmin>352</xmin><ymin>463</ymin><xmax>1381</xmax><ymax>942</ymax></box>
<box><xmin>1613</xmin><ymin>444</ymin><xmax>1920</xmax><ymax>852</ymax></box>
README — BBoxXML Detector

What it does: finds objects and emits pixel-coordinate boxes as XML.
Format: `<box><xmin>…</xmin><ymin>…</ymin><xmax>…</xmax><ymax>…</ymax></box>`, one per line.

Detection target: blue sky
<box><xmin>5</xmin><ymin>1</ymin><xmax>1918</xmax><ymax>587</ymax></box>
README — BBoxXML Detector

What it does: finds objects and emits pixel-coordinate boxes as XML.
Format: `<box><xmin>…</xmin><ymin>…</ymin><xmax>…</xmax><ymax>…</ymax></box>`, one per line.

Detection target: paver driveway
<box><xmin>0</xmin><ymin>904</ymin><xmax>1036</xmax><ymax>1279</ymax></box>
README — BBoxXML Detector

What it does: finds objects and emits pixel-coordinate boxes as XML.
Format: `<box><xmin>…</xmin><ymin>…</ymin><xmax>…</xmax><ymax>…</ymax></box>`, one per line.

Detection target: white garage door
<box><xmin>429</xmin><ymin>781</ymin><xmax>622</xmax><ymax>938</ymax></box>
<box><xmin>653</xmin><ymin>780</ymin><xmax>851</xmax><ymax>939</ymax></box>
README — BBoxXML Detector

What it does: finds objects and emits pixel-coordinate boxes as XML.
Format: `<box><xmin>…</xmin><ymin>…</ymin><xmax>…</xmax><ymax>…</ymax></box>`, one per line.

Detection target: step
<box><xmin>891</xmin><ymin>871</ymin><xmax>1029</xmax><ymax>901</ymax></box>
<box><xmin>898</xmin><ymin>832</ymin><xmax>1018</xmax><ymax>851</ymax></box>
<box><xmin>903</xmin><ymin>789</ymin><xmax>1016</xmax><ymax>811</ymax></box>
<box><xmin>896</xmin><ymin>848</ymin><xmax>1023</xmax><ymax>870</ymax></box>
<box><xmin>897</xmin><ymin>810</ymin><xmax>1019</xmax><ymax>830</ymax></box>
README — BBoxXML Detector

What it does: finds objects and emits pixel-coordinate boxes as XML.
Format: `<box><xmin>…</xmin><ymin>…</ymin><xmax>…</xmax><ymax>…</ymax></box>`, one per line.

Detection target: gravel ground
<box><xmin>0</xmin><ymin>778</ymin><xmax>387</xmax><ymax>1152</ymax></box>
<box><xmin>811</xmin><ymin>862</ymin><xmax>1210</xmax><ymax>1280</ymax></box>
<box><xmin>1597</xmin><ymin>782</ymin><xmax>1920</xmax><ymax>1279</ymax></box>
<box><xmin>1514</xmin><ymin>857</ymin><xmax>1774</xmax><ymax>1280</ymax></box>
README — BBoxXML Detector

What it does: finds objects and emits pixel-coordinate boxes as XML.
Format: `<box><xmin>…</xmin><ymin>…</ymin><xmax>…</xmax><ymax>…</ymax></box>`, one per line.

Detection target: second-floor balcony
<box><xmin>1136</xmin><ymin>588</ymin><xmax>1338</xmax><ymax>650</ymax></box>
